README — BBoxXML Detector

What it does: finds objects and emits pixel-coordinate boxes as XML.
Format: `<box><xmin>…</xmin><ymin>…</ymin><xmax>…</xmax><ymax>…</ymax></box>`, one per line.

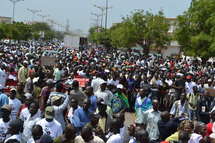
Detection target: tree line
<box><xmin>0</xmin><ymin>22</ymin><xmax>64</xmax><ymax>41</ymax></box>
<box><xmin>89</xmin><ymin>0</ymin><xmax>215</xmax><ymax>58</ymax></box>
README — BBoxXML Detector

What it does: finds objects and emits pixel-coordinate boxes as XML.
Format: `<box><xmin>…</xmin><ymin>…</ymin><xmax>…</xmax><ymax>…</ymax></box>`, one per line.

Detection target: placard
<box><xmin>74</xmin><ymin>78</ymin><xmax>90</xmax><ymax>87</ymax></box>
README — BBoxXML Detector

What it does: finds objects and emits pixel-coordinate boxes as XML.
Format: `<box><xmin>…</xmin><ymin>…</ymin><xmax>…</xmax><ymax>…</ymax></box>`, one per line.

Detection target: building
<box><xmin>0</xmin><ymin>16</ymin><xmax>12</xmax><ymax>24</ymax></box>
<box><xmin>160</xmin><ymin>18</ymin><xmax>181</xmax><ymax>58</ymax></box>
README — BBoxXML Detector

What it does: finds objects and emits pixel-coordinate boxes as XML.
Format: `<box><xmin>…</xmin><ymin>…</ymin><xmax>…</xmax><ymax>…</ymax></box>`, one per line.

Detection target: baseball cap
<box><xmin>1</xmin><ymin>104</ymin><xmax>12</xmax><ymax>112</ymax></box>
<box><xmin>186</xmin><ymin>75</ymin><xmax>192</xmax><ymax>80</ymax></box>
<box><xmin>117</xmin><ymin>84</ymin><xmax>124</xmax><ymax>89</ymax></box>
<box><xmin>10</xmin><ymin>88</ymin><xmax>17</xmax><ymax>92</ymax></box>
<box><xmin>51</xmin><ymin>96</ymin><xmax>62</xmax><ymax>104</ymax></box>
<box><xmin>45</xmin><ymin>106</ymin><xmax>55</xmax><ymax>120</ymax></box>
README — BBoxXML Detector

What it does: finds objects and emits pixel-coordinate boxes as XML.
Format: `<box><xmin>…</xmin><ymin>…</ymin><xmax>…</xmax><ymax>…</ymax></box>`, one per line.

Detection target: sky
<box><xmin>1</xmin><ymin>0</ymin><xmax>192</xmax><ymax>34</ymax></box>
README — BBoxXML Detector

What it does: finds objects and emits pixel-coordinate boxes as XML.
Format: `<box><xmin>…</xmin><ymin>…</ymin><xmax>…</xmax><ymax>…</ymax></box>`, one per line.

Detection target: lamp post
<box><xmin>105</xmin><ymin>0</ymin><xmax>108</xmax><ymax>30</ymax></box>
<box><xmin>8</xmin><ymin>0</ymin><xmax>24</xmax><ymax>23</ymax></box>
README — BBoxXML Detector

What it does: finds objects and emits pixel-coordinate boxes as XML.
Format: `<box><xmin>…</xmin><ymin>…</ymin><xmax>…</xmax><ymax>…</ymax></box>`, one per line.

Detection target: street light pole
<box><xmin>8</xmin><ymin>0</ymin><xmax>24</xmax><ymax>23</ymax></box>
<box><xmin>105</xmin><ymin>0</ymin><xmax>108</xmax><ymax>30</ymax></box>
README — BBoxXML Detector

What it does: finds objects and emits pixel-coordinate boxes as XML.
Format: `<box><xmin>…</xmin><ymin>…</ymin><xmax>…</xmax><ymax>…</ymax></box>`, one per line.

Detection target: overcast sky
<box><xmin>1</xmin><ymin>0</ymin><xmax>192</xmax><ymax>34</ymax></box>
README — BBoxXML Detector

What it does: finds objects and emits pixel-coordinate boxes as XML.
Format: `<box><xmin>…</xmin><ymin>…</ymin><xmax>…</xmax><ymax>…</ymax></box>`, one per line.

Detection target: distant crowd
<box><xmin>1</xmin><ymin>41</ymin><xmax>215</xmax><ymax>143</ymax></box>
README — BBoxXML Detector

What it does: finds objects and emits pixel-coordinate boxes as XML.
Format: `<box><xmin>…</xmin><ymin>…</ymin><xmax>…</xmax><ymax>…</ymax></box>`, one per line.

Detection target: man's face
<box><xmin>9</xmin><ymin>90</ymin><xmax>16</xmax><ymax>99</ymax></box>
<box><xmin>29</xmin><ymin>103</ymin><xmax>38</xmax><ymax>116</ymax></box>
<box><xmin>2</xmin><ymin>110</ymin><xmax>10</xmax><ymax>121</ymax></box>
<box><xmin>152</xmin><ymin>100</ymin><xmax>159</xmax><ymax>111</ymax></box>
<box><xmin>100</xmin><ymin>83</ymin><xmax>106</xmax><ymax>91</ymax></box>
<box><xmin>70</xmin><ymin>100</ymin><xmax>78</xmax><ymax>109</ymax></box>
<box><xmin>83</xmin><ymin>101</ymin><xmax>90</xmax><ymax>111</ymax></box>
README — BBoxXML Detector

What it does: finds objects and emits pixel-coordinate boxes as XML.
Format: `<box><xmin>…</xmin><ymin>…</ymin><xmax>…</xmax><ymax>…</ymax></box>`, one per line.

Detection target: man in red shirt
<box><xmin>206</xmin><ymin>110</ymin><xmax>215</xmax><ymax>136</ymax></box>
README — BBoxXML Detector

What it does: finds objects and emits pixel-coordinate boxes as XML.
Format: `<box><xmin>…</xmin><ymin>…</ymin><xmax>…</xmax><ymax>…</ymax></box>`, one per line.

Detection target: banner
<box><xmin>205</xmin><ymin>88</ymin><xmax>215</xmax><ymax>96</ymax></box>
<box><xmin>41</xmin><ymin>56</ymin><xmax>57</xmax><ymax>66</ymax></box>
<box><xmin>74</xmin><ymin>78</ymin><xmax>89</xmax><ymax>87</ymax></box>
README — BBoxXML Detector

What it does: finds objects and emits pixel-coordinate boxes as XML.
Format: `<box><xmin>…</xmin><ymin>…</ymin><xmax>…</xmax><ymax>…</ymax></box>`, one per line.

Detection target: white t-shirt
<box><xmin>0</xmin><ymin>68</ymin><xmax>7</xmax><ymax>88</ymax></box>
<box><xmin>185</xmin><ymin>81</ymin><xmax>197</xmax><ymax>94</ymax></box>
<box><xmin>23</xmin><ymin>115</ymin><xmax>41</xmax><ymax>142</ymax></box>
<box><xmin>36</xmin><ymin>118</ymin><xmax>63</xmax><ymax>139</ymax></box>
<box><xmin>0</xmin><ymin>119</ymin><xmax>10</xmax><ymax>142</ymax></box>
<box><xmin>4</xmin><ymin>134</ymin><xmax>22</xmax><ymax>143</ymax></box>
<box><xmin>19</xmin><ymin>108</ymin><xmax>41</xmax><ymax>122</ymax></box>
<box><xmin>91</xmin><ymin>78</ymin><xmax>105</xmax><ymax>93</ymax></box>
<box><xmin>107</xmin><ymin>134</ymin><xmax>122</xmax><ymax>143</ymax></box>
<box><xmin>95</xmin><ymin>90</ymin><xmax>113</xmax><ymax>105</ymax></box>
<box><xmin>9</xmin><ymin>98</ymin><xmax>21</xmax><ymax>120</ymax></box>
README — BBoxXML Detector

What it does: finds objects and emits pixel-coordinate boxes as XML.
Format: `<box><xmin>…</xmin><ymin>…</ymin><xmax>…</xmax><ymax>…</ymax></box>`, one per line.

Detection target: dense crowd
<box><xmin>1</xmin><ymin>41</ymin><xmax>215</xmax><ymax>143</ymax></box>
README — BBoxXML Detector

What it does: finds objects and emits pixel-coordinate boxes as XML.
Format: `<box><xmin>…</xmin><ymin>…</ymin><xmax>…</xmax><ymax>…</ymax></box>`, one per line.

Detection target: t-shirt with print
<box><xmin>9</xmin><ymin>98</ymin><xmax>21</xmax><ymax>120</ymax></box>
<box><xmin>36</xmin><ymin>118</ymin><xmax>63</xmax><ymax>139</ymax></box>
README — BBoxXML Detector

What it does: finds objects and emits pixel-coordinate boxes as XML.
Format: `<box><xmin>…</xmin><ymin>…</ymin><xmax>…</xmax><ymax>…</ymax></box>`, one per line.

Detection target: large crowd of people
<box><xmin>1</xmin><ymin>40</ymin><xmax>215</xmax><ymax>143</ymax></box>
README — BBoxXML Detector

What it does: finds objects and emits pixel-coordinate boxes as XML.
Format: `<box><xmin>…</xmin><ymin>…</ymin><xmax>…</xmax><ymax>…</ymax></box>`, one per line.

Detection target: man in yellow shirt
<box><xmin>18</xmin><ymin>61</ymin><xmax>29</xmax><ymax>85</ymax></box>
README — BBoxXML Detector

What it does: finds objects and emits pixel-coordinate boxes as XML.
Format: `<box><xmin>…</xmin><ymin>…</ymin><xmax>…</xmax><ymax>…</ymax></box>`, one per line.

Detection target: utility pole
<box><xmin>91</xmin><ymin>12</ymin><xmax>102</xmax><ymax>33</ymax></box>
<box><xmin>66</xmin><ymin>19</ymin><xmax>70</xmax><ymax>32</ymax></box>
<box><xmin>8</xmin><ymin>0</ymin><xmax>24</xmax><ymax>23</ymax></box>
<box><xmin>94</xmin><ymin>5</ymin><xmax>106</xmax><ymax>28</ymax></box>
<box><xmin>27</xmin><ymin>8</ymin><xmax>41</xmax><ymax>22</ymax></box>
<box><xmin>105</xmin><ymin>0</ymin><xmax>108</xmax><ymax>30</ymax></box>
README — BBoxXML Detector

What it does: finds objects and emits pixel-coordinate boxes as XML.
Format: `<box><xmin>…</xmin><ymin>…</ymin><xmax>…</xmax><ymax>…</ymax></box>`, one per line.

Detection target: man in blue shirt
<box><xmin>0</xmin><ymin>87</ymin><xmax>9</xmax><ymax>108</ymax></box>
<box><xmin>73</xmin><ymin>99</ymin><xmax>91</xmax><ymax>129</ymax></box>
<box><xmin>85</xmin><ymin>87</ymin><xmax>97</xmax><ymax>113</ymax></box>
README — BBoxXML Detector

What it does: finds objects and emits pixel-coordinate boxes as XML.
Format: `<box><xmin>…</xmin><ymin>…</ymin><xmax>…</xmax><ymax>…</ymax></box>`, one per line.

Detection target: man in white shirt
<box><xmin>0</xmin><ymin>66</ymin><xmax>7</xmax><ymax>89</ymax></box>
<box><xmin>8</xmin><ymin>88</ymin><xmax>21</xmax><ymax>120</ymax></box>
<box><xmin>106</xmin><ymin>119</ymin><xmax>122</xmax><ymax>143</ymax></box>
<box><xmin>4</xmin><ymin>119</ymin><xmax>24</xmax><ymax>143</ymax></box>
<box><xmin>170</xmin><ymin>93</ymin><xmax>189</xmax><ymax>118</ymax></box>
<box><xmin>0</xmin><ymin>105</ymin><xmax>11</xmax><ymax>143</ymax></box>
<box><xmin>91</xmin><ymin>73</ymin><xmax>106</xmax><ymax>93</ymax></box>
<box><xmin>143</xmin><ymin>99</ymin><xmax>161</xmax><ymax>142</ymax></box>
<box><xmin>95</xmin><ymin>82</ymin><xmax>113</xmax><ymax>105</ymax></box>
<box><xmin>19</xmin><ymin>97</ymin><xmax>41</xmax><ymax>122</ymax></box>
<box><xmin>36</xmin><ymin>106</ymin><xmax>63</xmax><ymax>139</ymax></box>
<box><xmin>23</xmin><ymin>102</ymin><xmax>41</xmax><ymax>142</ymax></box>
<box><xmin>74</xmin><ymin>126</ymin><xmax>104</xmax><ymax>143</ymax></box>
<box><xmin>185</xmin><ymin>75</ymin><xmax>196</xmax><ymax>94</ymax></box>
<box><xmin>27</xmin><ymin>125</ymin><xmax>43</xmax><ymax>143</ymax></box>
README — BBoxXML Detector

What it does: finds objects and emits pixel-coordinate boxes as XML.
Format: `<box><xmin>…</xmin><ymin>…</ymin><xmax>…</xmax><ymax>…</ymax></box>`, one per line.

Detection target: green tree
<box><xmin>175</xmin><ymin>0</ymin><xmax>215</xmax><ymax>58</ymax></box>
<box><xmin>109</xmin><ymin>10</ymin><xmax>170</xmax><ymax>53</ymax></box>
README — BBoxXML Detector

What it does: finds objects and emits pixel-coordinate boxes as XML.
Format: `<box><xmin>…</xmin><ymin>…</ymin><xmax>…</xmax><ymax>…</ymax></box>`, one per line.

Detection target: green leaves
<box><xmin>0</xmin><ymin>22</ymin><xmax>64</xmax><ymax>41</ymax></box>
<box><xmin>89</xmin><ymin>10</ymin><xmax>170</xmax><ymax>52</ymax></box>
<box><xmin>175</xmin><ymin>0</ymin><xmax>215</xmax><ymax>58</ymax></box>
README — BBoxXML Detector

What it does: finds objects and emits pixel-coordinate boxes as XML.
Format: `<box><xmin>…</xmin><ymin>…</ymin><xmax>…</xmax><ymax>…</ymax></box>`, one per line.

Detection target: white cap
<box><xmin>24</xmin><ymin>93</ymin><xmax>32</xmax><ymax>98</ymax></box>
<box><xmin>117</xmin><ymin>84</ymin><xmax>124</xmax><ymax>89</ymax></box>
